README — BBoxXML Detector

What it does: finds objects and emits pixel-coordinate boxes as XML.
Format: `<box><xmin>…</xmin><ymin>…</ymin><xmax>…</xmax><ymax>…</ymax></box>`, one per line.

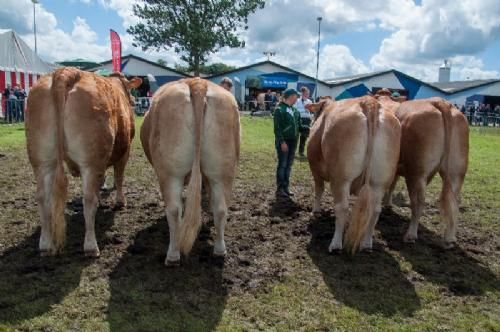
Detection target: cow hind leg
<box><xmin>404</xmin><ymin>177</ymin><xmax>426</xmax><ymax>243</ymax></box>
<box><xmin>360</xmin><ymin>187</ymin><xmax>385</xmax><ymax>251</ymax></box>
<box><xmin>329</xmin><ymin>182</ymin><xmax>350</xmax><ymax>252</ymax></box>
<box><xmin>82</xmin><ymin>169</ymin><xmax>101</xmax><ymax>257</ymax></box>
<box><xmin>439</xmin><ymin>173</ymin><xmax>464</xmax><ymax>249</ymax></box>
<box><xmin>312</xmin><ymin>176</ymin><xmax>325</xmax><ymax>214</ymax></box>
<box><xmin>161</xmin><ymin>177</ymin><xmax>184</xmax><ymax>266</ymax></box>
<box><xmin>36</xmin><ymin>165</ymin><xmax>57</xmax><ymax>255</ymax></box>
<box><xmin>383</xmin><ymin>175</ymin><xmax>399</xmax><ymax>207</ymax></box>
<box><xmin>113</xmin><ymin>150</ymin><xmax>130</xmax><ymax>209</ymax></box>
<box><xmin>209</xmin><ymin>179</ymin><xmax>231</xmax><ymax>257</ymax></box>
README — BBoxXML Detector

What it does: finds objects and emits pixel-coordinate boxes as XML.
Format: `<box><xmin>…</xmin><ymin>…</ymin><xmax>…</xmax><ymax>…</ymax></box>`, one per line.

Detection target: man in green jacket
<box><xmin>273</xmin><ymin>88</ymin><xmax>301</xmax><ymax>197</ymax></box>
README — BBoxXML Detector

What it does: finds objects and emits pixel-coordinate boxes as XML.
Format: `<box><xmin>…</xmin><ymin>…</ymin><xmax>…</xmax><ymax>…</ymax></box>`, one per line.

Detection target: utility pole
<box><xmin>32</xmin><ymin>0</ymin><xmax>39</xmax><ymax>54</ymax></box>
<box><xmin>315</xmin><ymin>16</ymin><xmax>322</xmax><ymax>100</ymax></box>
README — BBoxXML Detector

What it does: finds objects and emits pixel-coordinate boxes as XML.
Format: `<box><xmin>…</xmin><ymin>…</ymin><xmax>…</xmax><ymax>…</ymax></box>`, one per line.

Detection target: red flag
<box><xmin>110</xmin><ymin>29</ymin><xmax>122</xmax><ymax>72</ymax></box>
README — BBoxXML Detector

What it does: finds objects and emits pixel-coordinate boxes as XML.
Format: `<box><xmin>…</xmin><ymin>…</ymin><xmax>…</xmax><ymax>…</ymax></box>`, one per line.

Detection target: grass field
<box><xmin>0</xmin><ymin>117</ymin><xmax>499</xmax><ymax>331</ymax></box>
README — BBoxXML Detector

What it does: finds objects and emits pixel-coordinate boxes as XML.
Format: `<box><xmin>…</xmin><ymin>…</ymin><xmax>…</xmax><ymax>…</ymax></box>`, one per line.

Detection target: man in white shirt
<box><xmin>294</xmin><ymin>86</ymin><xmax>313</xmax><ymax>157</ymax></box>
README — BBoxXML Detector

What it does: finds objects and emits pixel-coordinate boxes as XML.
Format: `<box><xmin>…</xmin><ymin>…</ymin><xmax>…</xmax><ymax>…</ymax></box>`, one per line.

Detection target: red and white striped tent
<box><xmin>0</xmin><ymin>29</ymin><xmax>53</xmax><ymax>94</ymax></box>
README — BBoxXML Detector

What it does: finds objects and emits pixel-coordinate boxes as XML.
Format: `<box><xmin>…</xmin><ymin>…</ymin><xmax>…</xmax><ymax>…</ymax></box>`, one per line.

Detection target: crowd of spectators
<box><xmin>1</xmin><ymin>84</ymin><xmax>27</xmax><ymax>123</ymax></box>
<box><xmin>459</xmin><ymin>103</ymin><xmax>500</xmax><ymax>126</ymax></box>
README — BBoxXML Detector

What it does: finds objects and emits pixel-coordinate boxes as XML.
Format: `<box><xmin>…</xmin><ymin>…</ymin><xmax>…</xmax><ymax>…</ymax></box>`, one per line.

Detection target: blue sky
<box><xmin>1</xmin><ymin>0</ymin><xmax>499</xmax><ymax>82</ymax></box>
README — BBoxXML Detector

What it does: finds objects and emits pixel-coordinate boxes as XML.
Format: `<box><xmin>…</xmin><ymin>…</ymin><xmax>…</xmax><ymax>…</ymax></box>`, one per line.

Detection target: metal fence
<box><xmin>464</xmin><ymin>111</ymin><xmax>500</xmax><ymax>127</ymax></box>
<box><xmin>1</xmin><ymin>99</ymin><xmax>25</xmax><ymax>123</ymax></box>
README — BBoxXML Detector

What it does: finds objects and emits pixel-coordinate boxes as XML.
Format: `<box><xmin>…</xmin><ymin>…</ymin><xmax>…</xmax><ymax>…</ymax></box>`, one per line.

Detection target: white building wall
<box><xmin>445</xmin><ymin>82</ymin><xmax>500</xmax><ymax>105</ymax></box>
<box><xmin>415</xmin><ymin>85</ymin><xmax>446</xmax><ymax>99</ymax></box>
<box><xmin>352</xmin><ymin>72</ymin><xmax>405</xmax><ymax>91</ymax></box>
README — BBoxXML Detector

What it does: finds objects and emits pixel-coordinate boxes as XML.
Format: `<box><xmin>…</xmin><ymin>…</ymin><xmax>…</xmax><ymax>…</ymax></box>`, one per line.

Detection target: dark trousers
<box><xmin>298</xmin><ymin>118</ymin><xmax>311</xmax><ymax>155</ymax></box>
<box><xmin>275</xmin><ymin>139</ymin><xmax>297</xmax><ymax>190</ymax></box>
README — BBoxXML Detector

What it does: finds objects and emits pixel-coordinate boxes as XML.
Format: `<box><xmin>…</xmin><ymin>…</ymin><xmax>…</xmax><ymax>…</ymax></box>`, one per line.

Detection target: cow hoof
<box><xmin>360</xmin><ymin>247</ymin><xmax>373</xmax><ymax>253</ymax></box>
<box><xmin>113</xmin><ymin>202</ymin><xmax>126</xmax><ymax>211</ymax></box>
<box><xmin>328</xmin><ymin>243</ymin><xmax>342</xmax><ymax>253</ymax></box>
<box><xmin>403</xmin><ymin>234</ymin><xmax>417</xmax><ymax>244</ymax></box>
<box><xmin>40</xmin><ymin>249</ymin><xmax>56</xmax><ymax>257</ymax></box>
<box><xmin>84</xmin><ymin>249</ymin><xmax>100</xmax><ymax>257</ymax></box>
<box><xmin>312</xmin><ymin>210</ymin><xmax>322</xmax><ymax>217</ymax></box>
<box><xmin>165</xmin><ymin>258</ymin><xmax>181</xmax><ymax>267</ymax></box>
<box><xmin>443</xmin><ymin>241</ymin><xmax>456</xmax><ymax>250</ymax></box>
<box><xmin>213</xmin><ymin>249</ymin><xmax>227</xmax><ymax>257</ymax></box>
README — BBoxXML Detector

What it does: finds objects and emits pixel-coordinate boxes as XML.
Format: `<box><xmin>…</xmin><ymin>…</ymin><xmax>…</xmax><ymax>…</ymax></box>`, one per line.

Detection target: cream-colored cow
<box><xmin>26</xmin><ymin>67</ymin><xmax>141</xmax><ymax>256</ymax></box>
<box><xmin>141</xmin><ymin>78</ymin><xmax>240</xmax><ymax>266</ymax></box>
<box><xmin>375</xmin><ymin>90</ymin><xmax>469</xmax><ymax>248</ymax></box>
<box><xmin>306</xmin><ymin>96</ymin><xmax>401</xmax><ymax>253</ymax></box>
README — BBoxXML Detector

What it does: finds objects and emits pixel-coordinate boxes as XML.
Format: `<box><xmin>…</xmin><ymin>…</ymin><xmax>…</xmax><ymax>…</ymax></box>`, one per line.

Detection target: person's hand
<box><xmin>280</xmin><ymin>142</ymin><xmax>288</xmax><ymax>153</ymax></box>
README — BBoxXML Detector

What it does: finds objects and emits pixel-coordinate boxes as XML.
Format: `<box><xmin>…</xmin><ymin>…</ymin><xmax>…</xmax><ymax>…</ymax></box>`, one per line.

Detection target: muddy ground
<box><xmin>0</xmin><ymin>120</ymin><xmax>499</xmax><ymax>331</ymax></box>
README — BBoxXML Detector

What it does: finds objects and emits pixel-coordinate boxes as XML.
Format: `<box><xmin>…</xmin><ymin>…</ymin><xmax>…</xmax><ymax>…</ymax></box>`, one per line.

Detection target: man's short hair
<box><xmin>220</xmin><ymin>77</ymin><xmax>233</xmax><ymax>87</ymax></box>
<box><xmin>300</xmin><ymin>86</ymin><xmax>310</xmax><ymax>94</ymax></box>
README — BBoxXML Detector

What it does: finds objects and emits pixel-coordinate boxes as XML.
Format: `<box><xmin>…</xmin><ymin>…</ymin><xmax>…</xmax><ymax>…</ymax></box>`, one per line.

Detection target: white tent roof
<box><xmin>0</xmin><ymin>29</ymin><xmax>52</xmax><ymax>74</ymax></box>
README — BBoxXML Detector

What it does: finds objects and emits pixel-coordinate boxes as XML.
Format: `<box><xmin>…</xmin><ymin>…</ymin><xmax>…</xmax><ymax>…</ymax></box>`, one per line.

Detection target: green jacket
<box><xmin>273</xmin><ymin>102</ymin><xmax>300</xmax><ymax>143</ymax></box>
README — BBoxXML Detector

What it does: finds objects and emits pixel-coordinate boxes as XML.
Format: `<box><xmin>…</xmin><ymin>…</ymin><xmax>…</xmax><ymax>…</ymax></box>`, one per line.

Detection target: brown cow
<box><xmin>141</xmin><ymin>77</ymin><xmax>240</xmax><ymax>266</ymax></box>
<box><xmin>375</xmin><ymin>93</ymin><xmax>469</xmax><ymax>248</ymax></box>
<box><xmin>306</xmin><ymin>96</ymin><xmax>401</xmax><ymax>253</ymax></box>
<box><xmin>26</xmin><ymin>67</ymin><xmax>141</xmax><ymax>256</ymax></box>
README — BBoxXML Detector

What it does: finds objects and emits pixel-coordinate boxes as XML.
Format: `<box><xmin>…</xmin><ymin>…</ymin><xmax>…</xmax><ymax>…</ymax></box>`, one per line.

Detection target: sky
<box><xmin>1</xmin><ymin>0</ymin><xmax>499</xmax><ymax>82</ymax></box>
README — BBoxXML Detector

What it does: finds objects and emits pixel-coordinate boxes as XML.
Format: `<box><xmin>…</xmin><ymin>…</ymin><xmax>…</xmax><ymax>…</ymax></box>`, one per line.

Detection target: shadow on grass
<box><xmin>107</xmin><ymin>218</ymin><xmax>227</xmax><ymax>332</ymax></box>
<box><xmin>307</xmin><ymin>212</ymin><xmax>421</xmax><ymax>317</ymax></box>
<box><xmin>378</xmin><ymin>208</ymin><xmax>499</xmax><ymax>296</ymax></box>
<box><xmin>0</xmin><ymin>197</ymin><xmax>115</xmax><ymax>323</ymax></box>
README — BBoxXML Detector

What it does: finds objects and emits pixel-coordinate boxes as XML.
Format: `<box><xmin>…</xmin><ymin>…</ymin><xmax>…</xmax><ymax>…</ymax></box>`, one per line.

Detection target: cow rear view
<box><xmin>306</xmin><ymin>96</ymin><xmax>401</xmax><ymax>253</ymax></box>
<box><xmin>26</xmin><ymin>68</ymin><xmax>141</xmax><ymax>256</ymax></box>
<box><xmin>141</xmin><ymin>78</ymin><xmax>240</xmax><ymax>266</ymax></box>
<box><xmin>383</xmin><ymin>98</ymin><xmax>469</xmax><ymax>248</ymax></box>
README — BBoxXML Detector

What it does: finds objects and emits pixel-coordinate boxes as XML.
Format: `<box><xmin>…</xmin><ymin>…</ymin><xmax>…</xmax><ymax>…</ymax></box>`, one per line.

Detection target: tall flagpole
<box><xmin>32</xmin><ymin>0</ymin><xmax>39</xmax><ymax>54</ymax></box>
<box><xmin>315</xmin><ymin>17</ymin><xmax>322</xmax><ymax>100</ymax></box>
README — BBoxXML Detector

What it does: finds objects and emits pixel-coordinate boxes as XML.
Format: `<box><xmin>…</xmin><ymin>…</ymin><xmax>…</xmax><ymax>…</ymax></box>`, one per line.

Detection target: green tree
<box><xmin>128</xmin><ymin>0</ymin><xmax>265</xmax><ymax>76</ymax></box>
<box><xmin>203</xmin><ymin>63</ymin><xmax>237</xmax><ymax>75</ymax></box>
<box><xmin>156</xmin><ymin>58</ymin><xmax>167</xmax><ymax>66</ymax></box>
<box><xmin>174</xmin><ymin>62</ymin><xmax>236</xmax><ymax>76</ymax></box>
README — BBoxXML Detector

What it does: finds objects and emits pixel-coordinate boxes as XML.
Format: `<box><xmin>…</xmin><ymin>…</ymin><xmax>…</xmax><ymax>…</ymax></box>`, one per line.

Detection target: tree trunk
<box><xmin>193</xmin><ymin>53</ymin><xmax>200</xmax><ymax>77</ymax></box>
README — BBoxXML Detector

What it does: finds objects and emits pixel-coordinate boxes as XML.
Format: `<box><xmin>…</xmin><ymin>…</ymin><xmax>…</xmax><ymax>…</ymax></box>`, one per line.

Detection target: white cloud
<box><xmin>370</xmin><ymin>0</ymin><xmax>500</xmax><ymax>80</ymax></box>
<box><xmin>97</xmin><ymin>0</ymin><xmax>138</xmax><ymax>29</ymax></box>
<box><xmin>1</xmin><ymin>0</ymin><xmax>498</xmax><ymax>81</ymax></box>
<box><xmin>0</xmin><ymin>0</ymin><xmax>108</xmax><ymax>61</ymax></box>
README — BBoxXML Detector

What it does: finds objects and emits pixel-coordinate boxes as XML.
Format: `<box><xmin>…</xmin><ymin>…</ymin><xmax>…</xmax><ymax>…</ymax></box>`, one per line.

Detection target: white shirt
<box><xmin>295</xmin><ymin>97</ymin><xmax>312</xmax><ymax>119</ymax></box>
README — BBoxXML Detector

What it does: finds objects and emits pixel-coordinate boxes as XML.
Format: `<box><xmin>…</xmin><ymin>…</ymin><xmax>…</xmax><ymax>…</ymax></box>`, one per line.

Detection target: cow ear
<box><xmin>128</xmin><ymin>77</ymin><xmax>142</xmax><ymax>89</ymax></box>
<box><xmin>306</xmin><ymin>100</ymin><xmax>327</xmax><ymax>113</ymax></box>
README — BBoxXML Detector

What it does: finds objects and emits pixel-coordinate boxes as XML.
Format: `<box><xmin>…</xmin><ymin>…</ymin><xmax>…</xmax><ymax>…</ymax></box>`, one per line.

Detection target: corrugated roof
<box><xmin>324</xmin><ymin>70</ymin><xmax>392</xmax><ymax>85</ymax></box>
<box><xmin>91</xmin><ymin>54</ymin><xmax>191</xmax><ymax>77</ymax></box>
<box><xmin>429</xmin><ymin>79</ymin><xmax>500</xmax><ymax>93</ymax></box>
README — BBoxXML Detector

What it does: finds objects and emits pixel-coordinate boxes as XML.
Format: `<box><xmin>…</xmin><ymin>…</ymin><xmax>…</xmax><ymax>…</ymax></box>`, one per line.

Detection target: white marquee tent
<box><xmin>0</xmin><ymin>29</ymin><xmax>53</xmax><ymax>93</ymax></box>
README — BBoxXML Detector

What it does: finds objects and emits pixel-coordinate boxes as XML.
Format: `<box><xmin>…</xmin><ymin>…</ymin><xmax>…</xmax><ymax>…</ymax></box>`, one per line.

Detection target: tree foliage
<box><xmin>174</xmin><ymin>62</ymin><xmax>237</xmax><ymax>76</ymax></box>
<box><xmin>156</xmin><ymin>59</ymin><xmax>167</xmax><ymax>66</ymax></box>
<box><xmin>128</xmin><ymin>0</ymin><xmax>265</xmax><ymax>76</ymax></box>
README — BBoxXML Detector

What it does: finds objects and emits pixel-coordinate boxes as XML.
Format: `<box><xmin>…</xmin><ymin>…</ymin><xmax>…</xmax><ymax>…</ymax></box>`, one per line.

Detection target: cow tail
<box><xmin>177</xmin><ymin>78</ymin><xmax>207</xmax><ymax>255</ymax></box>
<box><xmin>431</xmin><ymin>98</ymin><xmax>459</xmax><ymax>236</ymax></box>
<box><xmin>49</xmin><ymin>68</ymin><xmax>79</xmax><ymax>253</ymax></box>
<box><xmin>345</xmin><ymin>97</ymin><xmax>380</xmax><ymax>254</ymax></box>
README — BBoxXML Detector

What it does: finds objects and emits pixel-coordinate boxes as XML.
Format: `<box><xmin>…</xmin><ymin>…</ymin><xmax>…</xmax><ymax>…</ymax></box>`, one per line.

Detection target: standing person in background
<box><xmin>2</xmin><ymin>84</ymin><xmax>11</xmax><ymax>118</ymax></box>
<box><xmin>265</xmin><ymin>89</ymin><xmax>272</xmax><ymax>111</ymax></box>
<box><xmin>273</xmin><ymin>88</ymin><xmax>301</xmax><ymax>198</ymax></box>
<box><xmin>295</xmin><ymin>86</ymin><xmax>312</xmax><ymax>157</ymax></box>
<box><xmin>271</xmin><ymin>91</ymin><xmax>278</xmax><ymax>109</ymax></box>
<box><xmin>14</xmin><ymin>86</ymin><xmax>26</xmax><ymax>122</ymax></box>
<box><xmin>219</xmin><ymin>77</ymin><xmax>233</xmax><ymax>92</ymax></box>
